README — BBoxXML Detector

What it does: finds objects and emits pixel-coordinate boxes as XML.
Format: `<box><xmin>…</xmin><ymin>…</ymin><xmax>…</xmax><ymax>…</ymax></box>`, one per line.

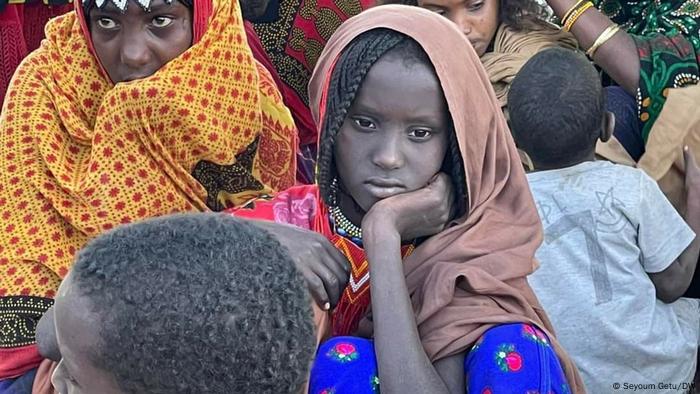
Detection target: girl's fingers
<box><xmin>303</xmin><ymin>269</ymin><xmax>330</xmax><ymax>310</ymax></box>
<box><xmin>311</xmin><ymin>263</ymin><xmax>343</xmax><ymax>308</ymax></box>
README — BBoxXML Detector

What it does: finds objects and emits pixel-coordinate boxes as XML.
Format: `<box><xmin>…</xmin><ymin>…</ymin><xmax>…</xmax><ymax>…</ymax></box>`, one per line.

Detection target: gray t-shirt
<box><xmin>527</xmin><ymin>161</ymin><xmax>698</xmax><ymax>393</ymax></box>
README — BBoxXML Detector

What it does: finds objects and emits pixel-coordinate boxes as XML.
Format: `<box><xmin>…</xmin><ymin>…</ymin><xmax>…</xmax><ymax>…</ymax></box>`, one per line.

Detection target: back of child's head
<box><xmin>508</xmin><ymin>47</ymin><xmax>605</xmax><ymax>169</ymax></box>
<box><xmin>70</xmin><ymin>213</ymin><xmax>315</xmax><ymax>394</ymax></box>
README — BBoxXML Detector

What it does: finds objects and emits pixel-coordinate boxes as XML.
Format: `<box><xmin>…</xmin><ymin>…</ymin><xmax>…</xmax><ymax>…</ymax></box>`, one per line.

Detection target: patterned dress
<box><xmin>595</xmin><ymin>0</ymin><xmax>700</xmax><ymax>141</ymax></box>
<box><xmin>309</xmin><ymin>324</ymin><xmax>571</xmax><ymax>394</ymax></box>
<box><xmin>227</xmin><ymin>186</ymin><xmax>572</xmax><ymax>394</ymax></box>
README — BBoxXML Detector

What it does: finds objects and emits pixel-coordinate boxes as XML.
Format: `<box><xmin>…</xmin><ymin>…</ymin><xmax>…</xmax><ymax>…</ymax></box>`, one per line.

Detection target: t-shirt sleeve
<box><xmin>637</xmin><ymin>172</ymin><xmax>696</xmax><ymax>273</ymax></box>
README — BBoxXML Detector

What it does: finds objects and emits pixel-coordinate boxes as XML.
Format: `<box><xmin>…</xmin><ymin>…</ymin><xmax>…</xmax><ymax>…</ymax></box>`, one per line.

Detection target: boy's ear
<box><xmin>600</xmin><ymin>111</ymin><xmax>615</xmax><ymax>143</ymax></box>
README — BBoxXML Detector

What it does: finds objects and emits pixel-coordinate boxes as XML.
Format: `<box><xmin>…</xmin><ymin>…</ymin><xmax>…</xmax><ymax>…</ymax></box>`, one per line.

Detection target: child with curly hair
<box><xmin>36</xmin><ymin>213</ymin><xmax>316</xmax><ymax>394</ymax></box>
<box><xmin>510</xmin><ymin>47</ymin><xmax>700</xmax><ymax>393</ymax></box>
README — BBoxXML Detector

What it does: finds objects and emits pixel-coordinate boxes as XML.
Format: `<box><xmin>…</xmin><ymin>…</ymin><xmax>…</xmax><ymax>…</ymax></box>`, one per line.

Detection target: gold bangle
<box><xmin>585</xmin><ymin>24</ymin><xmax>621</xmax><ymax>57</ymax></box>
<box><xmin>564</xmin><ymin>1</ymin><xmax>594</xmax><ymax>32</ymax></box>
<box><xmin>561</xmin><ymin>0</ymin><xmax>586</xmax><ymax>26</ymax></box>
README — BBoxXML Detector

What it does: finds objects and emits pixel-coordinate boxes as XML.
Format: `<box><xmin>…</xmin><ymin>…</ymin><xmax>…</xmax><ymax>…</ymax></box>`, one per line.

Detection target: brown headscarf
<box><xmin>308</xmin><ymin>5</ymin><xmax>584</xmax><ymax>392</ymax></box>
<box><xmin>481</xmin><ymin>22</ymin><xmax>579</xmax><ymax>108</ymax></box>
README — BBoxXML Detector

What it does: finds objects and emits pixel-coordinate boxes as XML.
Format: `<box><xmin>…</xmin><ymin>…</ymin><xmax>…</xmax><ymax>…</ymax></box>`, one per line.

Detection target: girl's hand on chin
<box><xmin>363</xmin><ymin>172</ymin><xmax>455</xmax><ymax>240</ymax></box>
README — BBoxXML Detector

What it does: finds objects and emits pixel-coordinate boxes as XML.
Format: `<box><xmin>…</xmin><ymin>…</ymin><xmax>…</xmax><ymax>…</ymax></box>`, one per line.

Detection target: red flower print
<box><xmin>326</xmin><ymin>342</ymin><xmax>359</xmax><ymax>363</ymax></box>
<box><xmin>495</xmin><ymin>344</ymin><xmax>522</xmax><ymax>372</ymax></box>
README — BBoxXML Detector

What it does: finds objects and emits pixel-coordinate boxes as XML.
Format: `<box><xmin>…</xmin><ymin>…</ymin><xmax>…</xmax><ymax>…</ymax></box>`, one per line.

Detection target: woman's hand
<box><xmin>363</xmin><ymin>172</ymin><xmax>455</xmax><ymax>240</ymax></box>
<box><xmin>251</xmin><ymin>220</ymin><xmax>349</xmax><ymax>310</ymax></box>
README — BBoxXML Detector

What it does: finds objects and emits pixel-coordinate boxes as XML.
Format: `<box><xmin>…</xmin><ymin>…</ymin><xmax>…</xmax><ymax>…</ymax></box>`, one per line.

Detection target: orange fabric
<box><xmin>0</xmin><ymin>0</ymin><xmax>297</xmax><ymax>356</ymax></box>
<box><xmin>328</xmin><ymin>234</ymin><xmax>414</xmax><ymax>336</ymax></box>
<box><xmin>308</xmin><ymin>6</ymin><xmax>584</xmax><ymax>392</ymax></box>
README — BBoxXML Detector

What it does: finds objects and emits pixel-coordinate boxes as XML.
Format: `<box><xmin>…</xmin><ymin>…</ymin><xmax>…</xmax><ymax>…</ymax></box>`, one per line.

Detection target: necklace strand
<box><xmin>329</xmin><ymin>204</ymin><xmax>363</xmax><ymax>240</ymax></box>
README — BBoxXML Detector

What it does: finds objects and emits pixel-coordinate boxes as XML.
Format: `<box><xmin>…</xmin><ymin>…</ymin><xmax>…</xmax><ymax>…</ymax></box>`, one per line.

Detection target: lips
<box><xmin>364</xmin><ymin>177</ymin><xmax>405</xmax><ymax>199</ymax></box>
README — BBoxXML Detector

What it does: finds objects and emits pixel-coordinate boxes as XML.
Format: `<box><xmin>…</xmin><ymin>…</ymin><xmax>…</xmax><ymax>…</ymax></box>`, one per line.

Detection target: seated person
<box><xmin>229</xmin><ymin>5</ymin><xmax>585</xmax><ymax>393</ymax></box>
<box><xmin>385</xmin><ymin>0</ymin><xmax>578</xmax><ymax>111</ymax></box>
<box><xmin>0</xmin><ymin>0</ymin><xmax>298</xmax><ymax>387</ymax></box>
<box><xmin>37</xmin><ymin>213</ymin><xmax>315</xmax><ymax>393</ymax></box>
<box><xmin>510</xmin><ymin>47</ymin><xmax>700</xmax><ymax>393</ymax></box>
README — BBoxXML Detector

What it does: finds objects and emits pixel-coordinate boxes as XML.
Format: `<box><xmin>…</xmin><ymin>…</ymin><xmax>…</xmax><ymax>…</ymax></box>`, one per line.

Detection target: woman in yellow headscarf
<box><xmin>0</xmin><ymin>0</ymin><xmax>297</xmax><ymax>388</ymax></box>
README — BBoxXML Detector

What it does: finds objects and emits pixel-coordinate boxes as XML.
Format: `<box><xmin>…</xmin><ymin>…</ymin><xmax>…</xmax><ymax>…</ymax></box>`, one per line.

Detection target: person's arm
<box><xmin>545</xmin><ymin>0</ymin><xmax>640</xmax><ymax>95</ymax></box>
<box><xmin>648</xmin><ymin>149</ymin><xmax>700</xmax><ymax>302</ymax></box>
<box><xmin>246</xmin><ymin>219</ymin><xmax>349</xmax><ymax>310</ymax></box>
<box><xmin>360</xmin><ymin>173</ymin><xmax>465</xmax><ymax>393</ymax></box>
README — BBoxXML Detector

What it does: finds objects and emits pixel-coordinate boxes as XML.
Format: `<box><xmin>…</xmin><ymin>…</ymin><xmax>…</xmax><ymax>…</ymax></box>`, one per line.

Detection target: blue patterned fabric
<box><xmin>0</xmin><ymin>368</ymin><xmax>37</xmax><ymax>394</ymax></box>
<box><xmin>308</xmin><ymin>324</ymin><xmax>571</xmax><ymax>394</ymax></box>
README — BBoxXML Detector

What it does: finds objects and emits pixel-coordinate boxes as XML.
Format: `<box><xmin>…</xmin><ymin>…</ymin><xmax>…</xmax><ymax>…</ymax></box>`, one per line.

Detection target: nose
<box><xmin>452</xmin><ymin>9</ymin><xmax>472</xmax><ymax>36</ymax></box>
<box><xmin>371</xmin><ymin>132</ymin><xmax>405</xmax><ymax>170</ymax></box>
<box><xmin>119</xmin><ymin>31</ymin><xmax>152</xmax><ymax>71</ymax></box>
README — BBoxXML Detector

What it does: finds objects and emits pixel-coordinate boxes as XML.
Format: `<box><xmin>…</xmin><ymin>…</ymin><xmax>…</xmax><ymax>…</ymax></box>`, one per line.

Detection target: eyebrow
<box><xmin>351</xmin><ymin>103</ymin><xmax>445</xmax><ymax>125</ymax></box>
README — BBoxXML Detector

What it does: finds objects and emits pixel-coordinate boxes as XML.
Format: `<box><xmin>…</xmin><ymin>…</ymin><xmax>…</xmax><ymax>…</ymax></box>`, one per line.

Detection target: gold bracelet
<box><xmin>564</xmin><ymin>1</ymin><xmax>594</xmax><ymax>32</ymax></box>
<box><xmin>561</xmin><ymin>0</ymin><xmax>586</xmax><ymax>26</ymax></box>
<box><xmin>585</xmin><ymin>24</ymin><xmax>621</xmax><ymax>57</ymax></box>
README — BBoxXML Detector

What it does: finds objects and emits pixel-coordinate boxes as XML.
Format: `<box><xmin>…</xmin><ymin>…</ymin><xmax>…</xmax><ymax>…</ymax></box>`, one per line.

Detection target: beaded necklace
<box><xmin>329</xmin><ymin>204</ymin><xmax>363</xmax><ymax>246</ymax></box>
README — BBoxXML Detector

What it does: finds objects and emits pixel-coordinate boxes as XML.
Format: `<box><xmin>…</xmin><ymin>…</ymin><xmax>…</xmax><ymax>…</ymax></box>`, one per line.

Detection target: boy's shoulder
<box><xmin>527</xmin><ymin>160</ymin><xmax>646</xmax><ymax>186</ymax></box>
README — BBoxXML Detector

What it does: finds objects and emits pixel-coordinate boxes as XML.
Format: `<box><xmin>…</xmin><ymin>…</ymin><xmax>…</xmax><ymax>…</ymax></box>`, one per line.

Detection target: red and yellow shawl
<box><xmin>0</xmin><ymin>0</ymin><xmax>297</xmax><ymax>378</ymax></box>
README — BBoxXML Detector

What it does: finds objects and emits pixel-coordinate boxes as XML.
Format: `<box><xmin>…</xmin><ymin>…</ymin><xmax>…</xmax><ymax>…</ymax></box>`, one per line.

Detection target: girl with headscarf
<box><xmin>229</xmin><ymin>5</ymin><xmax>584</xmax><ymax>393</ymax></box>
<box><xmin>0</xmin><ymin>0</ymin><xmax>297</xmax><ymax>389</ymax></box>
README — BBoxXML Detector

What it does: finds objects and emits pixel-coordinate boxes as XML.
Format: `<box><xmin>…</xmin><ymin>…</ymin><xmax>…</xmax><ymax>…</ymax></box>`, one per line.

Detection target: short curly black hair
<box><xmin>508</xmin><ymin>47</ymin><xmax>605</xmax><ymax>168</ymax></box>
<box><xmin>316</xmin><ymin>28</ymin><xmax>468</xmax><ymax>218</ymax></box>
<box><xmin>70</xmin><ymin>213</ymin><xmax>315</xmax><ymax>394</ymax></box>
<box><xmin>380</xmin><ymin>0</ymin><xmax>550</xmax><ymax>31</ymax></box>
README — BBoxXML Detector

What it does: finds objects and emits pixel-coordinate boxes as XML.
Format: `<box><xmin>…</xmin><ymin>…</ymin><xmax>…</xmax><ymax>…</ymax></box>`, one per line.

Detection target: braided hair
<box><xmin>317</xmin><ymin>29</ymin><xmax>468</xmax><ymax>218</ymax></box>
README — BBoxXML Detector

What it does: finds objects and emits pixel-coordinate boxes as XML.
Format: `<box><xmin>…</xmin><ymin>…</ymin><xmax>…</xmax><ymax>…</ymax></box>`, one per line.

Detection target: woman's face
<box><xmin>417</xmin><ymin>0</ymin><xmax>499</xmax><ymax>56</ymax></box>
<box><xmin>334</xmin><ymin>53</ymin><xmax>450</xmax><ymax>215</ymax></box>
<box><xmin>88</xmin><ymin>0</ymin><xmax>193</xmax><ymax>83</ymax></box>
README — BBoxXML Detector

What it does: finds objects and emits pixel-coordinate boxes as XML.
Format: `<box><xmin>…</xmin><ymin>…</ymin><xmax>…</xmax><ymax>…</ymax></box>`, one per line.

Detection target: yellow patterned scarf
<box><xmin>0</xmin><ymin>0</ymin><xmax>297</xmax><ymax>352</ymax></box>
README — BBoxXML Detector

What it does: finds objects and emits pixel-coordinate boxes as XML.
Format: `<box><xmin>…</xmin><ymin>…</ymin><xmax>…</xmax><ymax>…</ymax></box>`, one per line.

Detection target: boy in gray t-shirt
<box><xmin>509</xmin><ymin>48</ymin><xmax>700</xmax><ymax>393</ymax></box>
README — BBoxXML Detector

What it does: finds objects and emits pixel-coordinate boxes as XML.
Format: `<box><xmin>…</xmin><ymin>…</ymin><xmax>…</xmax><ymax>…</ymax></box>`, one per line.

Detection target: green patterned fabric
<box><xmin>595</xmin><ymin>0</ymin><xmax>700</xmax><ymax>141</ymax></box>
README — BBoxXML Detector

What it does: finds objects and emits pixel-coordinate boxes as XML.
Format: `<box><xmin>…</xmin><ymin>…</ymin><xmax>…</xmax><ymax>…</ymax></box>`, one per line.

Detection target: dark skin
<box><xmin>240</xmin><ymin>0</ymin><xmax>272</xmax><ymax>20</ymax></box>
<box><xmin>48</xmin><ymin>273</ymin><xmax>124</xmax><ymax>394</ymax></box>
<box><xmin>648</xmin><ymin>148</ymin><xmax>700</xmax><ymax>303</ymax></box>
<box><xmin>544</xmin><ymin>0</ymin><xmax>640</xmax><ymax>95</ymax></box>
<box><xmin>417</xmin><ymin>0</ymin><xmax>499</xmax><ymax>57</ymax></box>
<box><xmin>88</xmin><ymin>0</ymin><xmax>193</xmax><ymax>83</ymax></box>
<box><xmin>260</xmin><ymin>54</ymin><xmax>464</xmax><ymax>392</ymax></box>
<box><xmin>529</xmin><ymin>113</ymin><xmax>700</xmax><ymax>303</ymax></box>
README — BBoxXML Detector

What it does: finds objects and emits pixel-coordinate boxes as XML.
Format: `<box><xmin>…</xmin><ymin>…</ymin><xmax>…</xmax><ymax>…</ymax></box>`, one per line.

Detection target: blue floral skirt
<box><xmin>308</xmin><ymin>323</ymin><xmax>571</xmax><ymax>394</ymax></box>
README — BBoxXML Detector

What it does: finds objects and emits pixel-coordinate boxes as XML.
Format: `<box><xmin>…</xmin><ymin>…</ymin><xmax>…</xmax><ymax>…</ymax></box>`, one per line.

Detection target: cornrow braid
<box><xmin>317</xmin><ymin>28</ymin><xmax>468</xmax><ymax>219</ymax></box>
<box><xmin>443</xmin><ymin>121</ymin><xmax>468</xmax><ymax>218</ymax></box>
<box><xmin>317</xmin><ymin>29</ymin><xmax>405</xmax><ymax>205</ymax></box>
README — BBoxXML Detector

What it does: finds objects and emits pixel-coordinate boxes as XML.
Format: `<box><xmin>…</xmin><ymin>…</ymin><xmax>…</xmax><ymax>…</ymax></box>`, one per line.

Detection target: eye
<box><xmin>96</xmin><ymin>17</ymin><xmax>118</xmax><ymax>29</ymax></box>
<box><xmin>408</xmin><ymin>129</ymin><xmax>433</xmax><ymax>140</ymax></box>
<box><xmin>426</xmin><ymin>7</ymin><xmax>446</xmax><ymax>15</ymax></box>
<box><xmin>467</xmin><ymin>1</ymin><xmax>484</xmax><ymax>11</ymax></box>
<box><xmin>152</xmin><ymin>16</ymin><xmax>174</xmax><ymax>28</ymax></box>
<box><xmin>353</xmin><ymin>117</ymin><xmax>376</xmax><ymax>130</ymax></box>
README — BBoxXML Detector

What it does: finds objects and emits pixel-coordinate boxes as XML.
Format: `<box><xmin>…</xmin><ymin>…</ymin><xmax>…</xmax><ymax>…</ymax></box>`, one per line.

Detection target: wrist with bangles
<box><xmin>560</xmin><ymin>1</ymin><xmax>622</xmax><ymax>57</ymax></box>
